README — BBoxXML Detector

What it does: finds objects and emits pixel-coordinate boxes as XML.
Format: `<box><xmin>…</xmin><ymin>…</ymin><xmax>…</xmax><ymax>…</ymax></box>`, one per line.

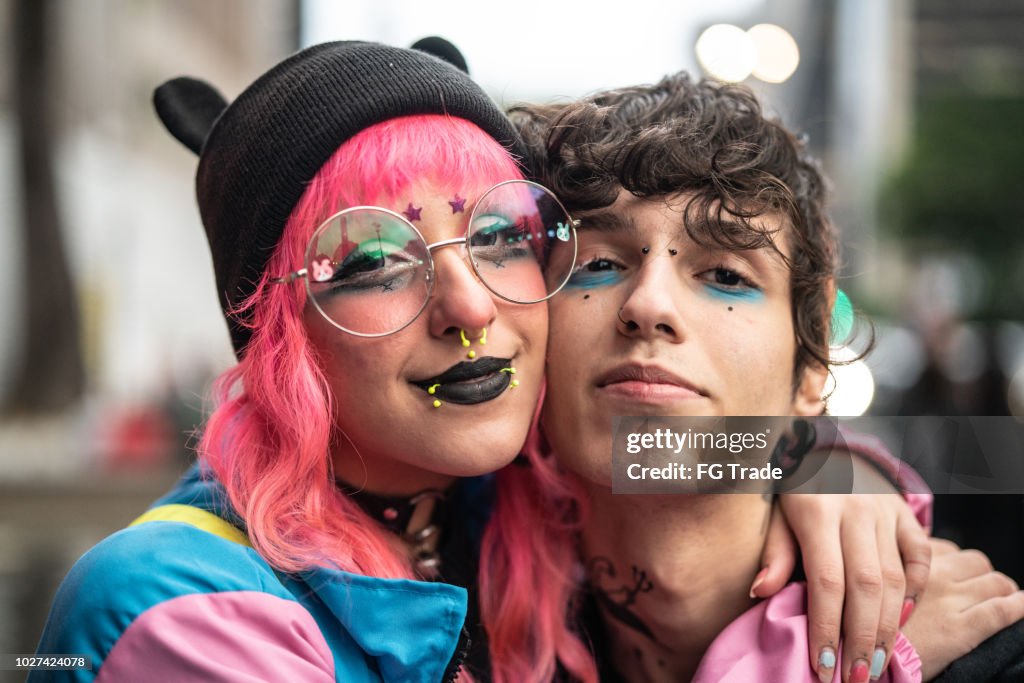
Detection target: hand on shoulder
<box><xmin>903</xmin><ymin>539</ymin><xmax>1024</xmax><ymax>681</ymax></box>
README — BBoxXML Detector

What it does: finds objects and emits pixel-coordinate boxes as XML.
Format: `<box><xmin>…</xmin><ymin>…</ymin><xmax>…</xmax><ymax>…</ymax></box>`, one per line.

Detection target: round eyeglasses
<box><xmin>272</xmin><ymin>180</ymin><xmax>579</xmax><ymax>337</ymax></box>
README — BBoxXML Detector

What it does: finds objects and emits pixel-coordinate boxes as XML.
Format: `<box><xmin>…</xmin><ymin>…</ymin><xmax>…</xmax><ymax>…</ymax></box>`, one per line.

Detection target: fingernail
<box><xmin>748</xmin><ymin>567</ymin><xmax>768</xmax><ymax>599</ymax></box>
<box><xmin>817</xmin><ymin>647</ymin><xmax>836</xmax><ymax>682</ymax></box>
<box><xmin>869</xmin><ymin>647</ymin><xmax>886</xmax><ymax>679</ymax></box>
<box><xmin>851</xmin><ymin>659</ymin><xmax>870</xmax><ymax>683</ymax></box>
<box><xmin>899</xmin><ymin>598</ymin><xmax>915</xmax><ymax>627</ymax></box>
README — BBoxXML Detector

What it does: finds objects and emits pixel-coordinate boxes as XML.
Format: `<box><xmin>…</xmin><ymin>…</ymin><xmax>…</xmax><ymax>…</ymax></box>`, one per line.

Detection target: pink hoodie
<box><xmin>693</xmin><ymin>428</ymin><xmax>933</xmax><ymax>683</ymax></box>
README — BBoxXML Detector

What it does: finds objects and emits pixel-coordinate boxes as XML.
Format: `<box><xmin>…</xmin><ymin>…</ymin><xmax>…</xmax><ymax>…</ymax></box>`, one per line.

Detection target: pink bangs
<box><xmin>293</xmin><ymin>114</ymin><xmax>525</xmax><ymax>231</ymax></box>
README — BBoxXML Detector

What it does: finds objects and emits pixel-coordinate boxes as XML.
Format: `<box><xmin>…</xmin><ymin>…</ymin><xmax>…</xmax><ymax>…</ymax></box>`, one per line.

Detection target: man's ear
<box><xmin>793</xmin><ymin>362</ymin><xmax>828</xmax><ymax>415</ymax></box>
<box><xmin>792</xmin><ymin>277</ymin><xmax>836</xmax><ymax>415</ymax></box>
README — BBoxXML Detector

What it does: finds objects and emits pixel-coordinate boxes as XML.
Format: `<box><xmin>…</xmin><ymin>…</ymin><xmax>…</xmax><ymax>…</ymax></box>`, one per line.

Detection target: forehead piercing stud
<box><xmin>641</xmin><ymin>246</ymin><xmax>650</xmax><ymax>254</ymax></box>
<box><xmin>403</xmin><ymin>203</ymin><xmax>422</xmax><ymax>222</ymax></box>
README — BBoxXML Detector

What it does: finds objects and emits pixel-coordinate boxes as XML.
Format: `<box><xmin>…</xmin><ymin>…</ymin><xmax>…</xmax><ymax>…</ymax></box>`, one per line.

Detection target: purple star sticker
<box><xmin>448</xmin><ymin>194</ymin><xmax>466</xmax><ymax>214</ymax></box>
<box><xmin>402</xmin><ymin>203</ymin><xmax>422</xmax><ymax>222</ymax></box>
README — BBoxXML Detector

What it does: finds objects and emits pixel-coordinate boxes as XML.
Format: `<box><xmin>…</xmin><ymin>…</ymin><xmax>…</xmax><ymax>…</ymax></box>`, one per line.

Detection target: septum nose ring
<box><xmin>460</xmin><ymin>328</ymin><xmax>487</xmax><ymax>358</ymax></box>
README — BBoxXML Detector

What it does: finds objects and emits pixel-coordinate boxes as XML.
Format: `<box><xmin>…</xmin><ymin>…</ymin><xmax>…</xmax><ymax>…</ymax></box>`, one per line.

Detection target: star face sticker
<box><xmin>402</xmin><ymin>203</ymin><xmax>422</xmax><ymax>222</ymax></box>
<box><xmin>448</xmin><ymin>194</ymin><xmax>466</xmax><ymax>214</ymax></box>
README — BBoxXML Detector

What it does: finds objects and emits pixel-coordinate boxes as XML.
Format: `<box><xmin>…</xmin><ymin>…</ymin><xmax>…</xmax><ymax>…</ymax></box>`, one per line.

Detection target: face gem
<box><xmin>403</xmin><ymin>203</ymin><xmax>423</xmax><ymax>221</ymax></box>
<box><xmin>448</xmin><ymin>194</ymin><xmax>467</xmax><ymax>214</ymax></box>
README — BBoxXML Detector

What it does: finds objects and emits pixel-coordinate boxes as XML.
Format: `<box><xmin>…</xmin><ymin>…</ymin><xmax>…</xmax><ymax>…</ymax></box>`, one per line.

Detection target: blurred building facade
<box><xmin>0</xmin><ymin>2</ymin><xmax>298</xmax><ymax>675</ymax></box>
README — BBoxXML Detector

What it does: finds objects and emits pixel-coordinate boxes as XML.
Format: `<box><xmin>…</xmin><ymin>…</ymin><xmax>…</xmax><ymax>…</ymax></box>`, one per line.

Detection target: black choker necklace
<box><xmin>339</xmin><ymin>483</ymin><xmax>448</xmax><ymax>579</ymax></box>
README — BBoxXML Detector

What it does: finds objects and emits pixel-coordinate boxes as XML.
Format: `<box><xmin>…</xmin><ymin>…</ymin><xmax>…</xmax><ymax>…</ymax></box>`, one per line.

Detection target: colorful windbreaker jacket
<box><xmin>30</xmin><ymin>464</ymin><xmax>470</xmax><ymax>683</ymax></box>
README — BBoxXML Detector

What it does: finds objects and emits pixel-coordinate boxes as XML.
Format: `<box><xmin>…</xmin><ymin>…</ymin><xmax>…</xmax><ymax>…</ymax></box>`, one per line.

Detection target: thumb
<box><xmin>753</xmin><ymin>503</ymin><xmax>798</xmax><ymax>598</ymax></box>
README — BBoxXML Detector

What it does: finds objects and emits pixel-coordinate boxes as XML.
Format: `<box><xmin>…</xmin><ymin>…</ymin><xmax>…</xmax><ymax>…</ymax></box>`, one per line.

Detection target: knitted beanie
<box><xmin>153</xmin><ymin>39</ymin><xmax>525</xmax><ymax>357</ymax></box>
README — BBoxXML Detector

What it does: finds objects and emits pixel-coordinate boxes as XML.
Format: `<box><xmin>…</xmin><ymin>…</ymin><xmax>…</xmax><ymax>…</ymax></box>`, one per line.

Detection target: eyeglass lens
<box><xmin>304</xmin><ymin>181</ymin><xmax>576</xmax><ymax>336</ymax></box>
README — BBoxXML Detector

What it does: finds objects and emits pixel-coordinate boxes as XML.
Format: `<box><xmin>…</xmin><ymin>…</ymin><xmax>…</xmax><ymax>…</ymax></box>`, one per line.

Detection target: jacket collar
<box><xmin>154</xmin><ymin>463</ymin><xmax>468</xmax><ymax>681</ymax></box>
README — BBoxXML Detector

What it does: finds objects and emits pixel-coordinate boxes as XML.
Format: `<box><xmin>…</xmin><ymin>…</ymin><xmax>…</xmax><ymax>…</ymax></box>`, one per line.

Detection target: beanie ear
<box><xmin>153</xmin><ymin>77</ymin><xmax>228</xmax><ymax>155</ymax></box>
<box><xmin>410</xmin><ymin>36</ymin><xmax>469</xmax><ymax>74</ymax></box>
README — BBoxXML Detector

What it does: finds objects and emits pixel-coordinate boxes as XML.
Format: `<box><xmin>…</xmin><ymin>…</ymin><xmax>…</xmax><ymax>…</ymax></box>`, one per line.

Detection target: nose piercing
<box><xmin>668</xmin><ymin>248</ymin><xmax>678</xmax><ymax>256</ymax></box>
<box><xmin>641</xmin><ymin>246</ymin><xmax>650</xmax><ymax>255</ymax></box>
<box><xmin>617</xmin><ymin>307</ymin><xmax>639</xmax><ymax>331</ymax></box>
<box><xmin>460</xmin><ymin>327</ymin><xmax>488</xmax><ymax>358</ymax></box>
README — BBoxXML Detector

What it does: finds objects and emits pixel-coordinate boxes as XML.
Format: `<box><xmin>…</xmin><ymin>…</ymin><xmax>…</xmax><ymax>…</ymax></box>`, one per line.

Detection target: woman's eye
<box><xmin>319</xmin><ymin>247</ymin><xmax>420</xmax><ymax>294</ymax></box>
<box><xmin>471</xmin><ymin>217</ymin><xmax>530</xmax><ymax>246</ymax></box>
<box><xmin>338</xmin><ymin>249</ymin><xmax>386</xmax><ymax>275</ymax></box>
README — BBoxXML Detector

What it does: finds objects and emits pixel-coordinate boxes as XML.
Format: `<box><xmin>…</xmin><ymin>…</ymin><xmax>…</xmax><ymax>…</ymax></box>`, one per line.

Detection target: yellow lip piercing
<box><xmin>501</xmin><ymin>366</ymin><xmax>519</xmax><ymax>389</ymax></box>
<box><xmin>427</xmin><ymin>383</ymin><xmax>443</xmax><ymax>409</ymax></box>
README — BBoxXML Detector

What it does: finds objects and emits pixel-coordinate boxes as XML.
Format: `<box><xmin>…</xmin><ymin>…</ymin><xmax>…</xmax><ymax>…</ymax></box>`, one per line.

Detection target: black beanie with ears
<box><xmin>154</xmin><ymin>39</ymin><xmax>524</xmax><ymax>357</ymax></box>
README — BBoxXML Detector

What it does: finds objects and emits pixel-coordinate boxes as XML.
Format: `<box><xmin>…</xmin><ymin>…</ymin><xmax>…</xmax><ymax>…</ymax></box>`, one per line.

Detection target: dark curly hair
<box><xmin>509</xmin><ymin>72</ymin><xmax>839</xmax><ymax>387</ymax></box>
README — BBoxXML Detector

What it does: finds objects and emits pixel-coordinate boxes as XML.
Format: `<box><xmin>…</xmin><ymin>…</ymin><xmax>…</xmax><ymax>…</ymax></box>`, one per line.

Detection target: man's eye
<box><xmin>713</xmin><ymin>268</ymin><xmax>743</xmax><ymax>286</ymax></box>
<box><xmin>699</xmin><ymin>267</ymin><xmax>762</xmax><ymax>299</ymax></box>
<box><xmin>585</xmin><ymin>259</ymin><xmax>617</xmax><ymax>272</ymax></box>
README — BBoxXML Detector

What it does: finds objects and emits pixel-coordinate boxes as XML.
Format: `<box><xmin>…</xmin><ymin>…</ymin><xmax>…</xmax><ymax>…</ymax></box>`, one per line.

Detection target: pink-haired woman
<box><xmin>31</xmin><ymin>40</ymin><xmax>594</xmax><ymax>683</ymax></box>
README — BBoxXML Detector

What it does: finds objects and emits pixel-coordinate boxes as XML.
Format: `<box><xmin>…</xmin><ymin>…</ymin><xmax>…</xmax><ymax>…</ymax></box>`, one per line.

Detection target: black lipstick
<box><xmin>411</xmin><ymin>357</ymin><xmax>514</xmax><ymax>405</ymax></box>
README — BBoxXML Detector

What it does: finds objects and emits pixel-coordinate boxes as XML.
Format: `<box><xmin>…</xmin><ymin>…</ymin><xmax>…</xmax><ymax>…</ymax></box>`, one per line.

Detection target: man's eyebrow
<box><xmin>693</xmin><ymin>215</ymin><xmax>788</xmax><ymax>264</ymax></box>
<box><xmin>576</xmin><ymin>211</ymin><xmax>638</xmax><ymax>235</ymax></box>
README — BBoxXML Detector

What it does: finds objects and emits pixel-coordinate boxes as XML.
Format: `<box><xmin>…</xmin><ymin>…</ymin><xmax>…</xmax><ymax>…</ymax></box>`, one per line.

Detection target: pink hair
<box><xmin>198</xmin><ymin>115</ymin><xmax>596</xmax><ymax>681</ymax></box>
<box><xmin>480</xmin><ymin>390</ymin><xmax>598</xmax><ymax>681</ymax></box>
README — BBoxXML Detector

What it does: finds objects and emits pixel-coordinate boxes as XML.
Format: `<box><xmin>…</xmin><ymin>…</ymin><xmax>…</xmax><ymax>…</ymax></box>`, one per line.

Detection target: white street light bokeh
<box><xmin>696</xmin><ymin>24</ymin><xmax>756</xmax><ymax>83</ymax></box>
<box><xmin>748</xmin><ymin>23</ymin><xmax>800</xmax><ymax>83</ymax></box>
<box><xmin>825</xmin><ymin>346</ymin><xmax>877</xmax><ymax>416</ymax></box>
<box><xmin>696</xmin><ymin>22</ymin><xmax>800</xmax><ymax>84</ymax></box>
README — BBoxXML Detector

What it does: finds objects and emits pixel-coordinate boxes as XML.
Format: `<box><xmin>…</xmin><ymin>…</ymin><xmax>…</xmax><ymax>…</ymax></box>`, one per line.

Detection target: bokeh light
<box><xmin>748</xmin><ymin>23</ymin><xmax>800</xmax><ymax>83</ymax></box>
<box><xmin>825</xmin><ymin>346</ymin><xmax>877</xmax><ymax>416</ymax></box>
<box><xmin>696</xmin><ymin>24</ymin><xmax>756</xmax><ymax>83</ymax></box>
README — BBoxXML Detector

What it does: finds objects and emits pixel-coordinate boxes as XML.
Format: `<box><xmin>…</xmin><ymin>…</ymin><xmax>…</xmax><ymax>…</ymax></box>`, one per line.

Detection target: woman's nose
<box><xmin>426</xmin><ymin>245</ymin><xmax>498</xmax><ymax>339</ymax></box>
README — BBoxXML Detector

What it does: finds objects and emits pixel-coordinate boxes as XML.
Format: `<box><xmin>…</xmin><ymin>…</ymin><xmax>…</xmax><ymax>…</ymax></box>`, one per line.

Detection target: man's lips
<box><xmin>595</xmin><ymin>364</ymin><xmax>708</xmax><ymax>401</ymax></box>
<box><xmin>411</xmin><ymin>357</ymin><xmax>514</xmax><ymax>405</ymax></box>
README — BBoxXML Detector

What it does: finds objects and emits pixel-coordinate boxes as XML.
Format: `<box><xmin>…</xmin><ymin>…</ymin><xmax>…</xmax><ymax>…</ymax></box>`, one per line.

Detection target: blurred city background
<box><xmin>0</xmin><ymin>0</ymin><xmax>1022</xmax><ymax>673</ymax></box>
